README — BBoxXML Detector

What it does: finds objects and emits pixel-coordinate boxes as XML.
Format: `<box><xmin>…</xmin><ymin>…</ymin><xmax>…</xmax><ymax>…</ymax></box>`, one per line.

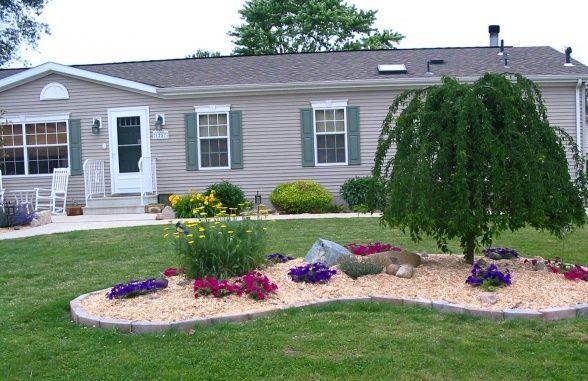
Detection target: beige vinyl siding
<box><xmin>0</xmin><ymin>73</ymin><xmax>582</xmax><ymax>205</ymax></box>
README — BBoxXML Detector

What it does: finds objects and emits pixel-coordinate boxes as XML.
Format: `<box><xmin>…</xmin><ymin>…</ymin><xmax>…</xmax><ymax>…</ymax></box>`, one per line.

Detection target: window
<box><xmin>197</xmin><ymin>112</ymin><xmax>229</xmax><ymax>169</ymax></box>
<box><xmin>0</xmin><ymin>120</ymin><xmax>69</xmax><ymax>176</ymax></box>
<box><xmin>314</xmin><ymin>107</ymin><xmax>347</xmax><ymax>165</ymax></box>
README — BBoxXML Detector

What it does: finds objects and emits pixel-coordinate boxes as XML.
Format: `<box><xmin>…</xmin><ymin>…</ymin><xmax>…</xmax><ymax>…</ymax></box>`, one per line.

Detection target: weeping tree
<box><xmin>373</xmin><ymin>73</ymin><xmax>587</xmax><ymax>264</ymax></box>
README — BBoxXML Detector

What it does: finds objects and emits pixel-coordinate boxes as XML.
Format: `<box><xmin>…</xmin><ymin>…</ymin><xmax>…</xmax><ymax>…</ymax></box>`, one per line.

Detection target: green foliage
<box><xmin>171</xmin><ymin>218</ymin><xmax>268</xmax><ymax>279</ymax></box>
<box><xmin>229</xmin><ymin>0</ymin><xmax>404</xmax><ymax>55</ymax></box>
<box><xmin>373</xmin><ymin>73</ymin><xmax>588</xmax><ymax>264</ymax></box>
<box><xmin>337</xmin><ymin>256</ymin><xmax>383</xmax><ymax>279</ymax></box>
<box><xmin>269</xmin><ymin>180</ymin><xmax>332</xmax><ymax>214</ymax></box>
<box><xmin>340</xmin><ymin>176</ymin><xmax>384</xmax><ymax>209</ymax></box>
<box><xmin>1</xmin><ymin>0</ymin><xmax>50</xmax><ymax>66</ymax></box>
<box><xmin>186</xmin><ymin>49</ymin><xmax>222</xmax><ymax>58</ymax></box>
<box><xmin>204</xmin><ymin>181</ymin><xmax>247</xmax><ymax>213</ymax></box>
<box><xmin>169</xmin><ymin>191</ymin><xmax>222</xmax><ymax>218</ymax></box>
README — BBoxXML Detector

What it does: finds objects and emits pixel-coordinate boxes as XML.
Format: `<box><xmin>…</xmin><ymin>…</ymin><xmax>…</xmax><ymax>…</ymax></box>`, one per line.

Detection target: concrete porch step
<box><xmin>83</xmin><ymin>195</ymin><xmax>158</xmax><ymax>215</ymax></box>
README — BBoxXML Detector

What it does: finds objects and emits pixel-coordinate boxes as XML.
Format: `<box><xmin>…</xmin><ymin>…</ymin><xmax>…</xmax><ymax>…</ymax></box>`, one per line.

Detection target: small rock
<box><xmin>386</xmin><ymin>263</ymin><xmax>400</xmax><ymax>275</ymax></box>
<box><xmin>36</xmin><ymin>210</ymin><xmax>52</xmax><ymax>225</ymax></box>
<box><xmin>480</xmin><ymin>292</ymin><xmax>498</xmax><ymax>305</ymax></box>
<box><xmin>149</xmin><ymin>293</ymin><xmax>160</xmax><ymax>300</ymax></box>
<box><xmin>486</xmin><ymin>252</ymin><xmax>502</xmax><ymax>260</ymax></box>
<box><xmin>13</xmin><ymin>226</ymin><xmax>21</xmax><ymax>230</ymax></box>
<box><xmin>532</xmin><ymin>261</ymin><xmax>546</xmax><ymax>271</ymax></box>
<box><xmin>30</xmin><ymin>218</ymin><xmax>41</xmax><ymax>227</ymax></box>
<box><xmin>476</xmin><ymin>258</ymin><xmax>487</xmax><ymax>267</ymax></box>
<box><xmin>420</xmin><ymin>252</ymin><xmax>429</xmax><ymax>259</ymax></box>
<box><xmin>156</xmin><ymin>205</ymin><xmax>176</xmax><ymax>220</ymax></box>
<box><xmin>395</xmin><ymin>265</ymin><xmax>414</xmax><ymax>279</ymax></box>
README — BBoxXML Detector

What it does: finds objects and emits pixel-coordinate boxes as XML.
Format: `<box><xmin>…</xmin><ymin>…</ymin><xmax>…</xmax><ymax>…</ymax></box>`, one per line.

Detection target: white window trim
<box><xmin>0</xmin><ymin>118</ymin><xmax>70</xmax><ymax>177</ymax></box>
<box><xmin>194</xmin><ymin>104</ymin><xmax>231</xmax><ymax>113</ymax></box>
<box><xmin>40</xmin><ymin>82</ymin><xmax>70</xmax><ymax>100</ymax></box>
<box><xmin>311</xmin><ymin>99</ymin><xmax>348</xmax><ymax>109</ymax></box>
<box><xmin>312</xmin><ymin>105</ymin><xmax>348</xmax><ymax>166</ymax></box>
<box><xmin>196</xmin><ymin>110</ymin><xmax>231</xmax><ymax>171</ymax></box>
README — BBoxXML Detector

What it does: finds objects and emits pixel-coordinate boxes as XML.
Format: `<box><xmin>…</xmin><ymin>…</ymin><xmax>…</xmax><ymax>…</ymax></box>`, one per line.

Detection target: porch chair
<box><xmin>35</xmin><ymin>168</ymin><xmax>69</xmax><ymax>214</ymax></box>
<box><xmin>0</xmin><ymin>170</ymin><xmax>4</xmax><ymax>204</ymax></box>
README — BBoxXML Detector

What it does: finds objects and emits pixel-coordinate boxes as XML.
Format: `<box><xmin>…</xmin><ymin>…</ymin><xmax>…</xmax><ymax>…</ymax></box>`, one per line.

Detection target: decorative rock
<box><xmin>386</xmin><ymin>263</ymin><xmax>400</xmax><ymax>275</ymax></box>
<box><xmin>476</xmin><ymin>258</ymin><xmax>487</xmax><ymax>267</ymax></box>
<box><xmin>479</xmin><ymin>292</ymin><xmax>498</xmax><ymax>305</ymax></box>
<box><xmin>372</xmin><ymin>250</ymin><xmax>422</xmax><ymax>268</ymax></box>
<box><xmin>145</xmin><ymin>203</ymin><xmax>164</xmax><ymax>214</ymax></box>
<box><xmin>395</xmin><ymin>265</ymin><xmax>414</xmax><ymax>279</ymax></box>
<box><xmin>486</xmin><ymin>252</ymin><xmax>502</xmax><ymax>260</ymax></box>
<box><xmin>30</xmin><ymin>219</ymin><xmax>41</xmax><ymax>227</ymax></box>
<box><xmin>531</xmin><ymin>257</ymin><xmax>546</xmax><ymax>271</ymax></box>
<box><xmin>304</xmin><ymin>238</ymin><xmax>352</xmax><ymax>267</ymax></box>
<box><xmin>156</xmin><ymin>205</ymin><xmax>175</xmax><ymax>220</ymax></box>
<box><xmin>35</xmin><ymin>210</ymin><xmax>52</xmax><ymax>225</ymax></box>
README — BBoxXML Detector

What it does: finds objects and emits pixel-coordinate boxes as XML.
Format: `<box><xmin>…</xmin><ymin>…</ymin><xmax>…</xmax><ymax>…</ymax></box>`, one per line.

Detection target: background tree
<box><xmin>0</xmin><ymin>0</ymin><xmax>50</xmax><ymax>67</ymax></box>
<box><xmin>185</xmin><ymin>49</ymin><xmax>222</xmax><ymax>59</ymax></box>
<box><xmin>229</xmin><ymin>0</ymin><xmax>404</xmax><ymax>55</ymax></box>
<box><xmin>372</xmin><ymin>73</ymin><xmax>587</xmax><ymax>264</ymax></box>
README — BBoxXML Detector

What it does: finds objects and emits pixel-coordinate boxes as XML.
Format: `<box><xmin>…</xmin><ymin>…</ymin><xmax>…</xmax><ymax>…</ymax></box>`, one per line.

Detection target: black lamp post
<box><xmin>254</xmin><ymin>191</ymin><xmax>262</xmax><ymax>219</ymax></box>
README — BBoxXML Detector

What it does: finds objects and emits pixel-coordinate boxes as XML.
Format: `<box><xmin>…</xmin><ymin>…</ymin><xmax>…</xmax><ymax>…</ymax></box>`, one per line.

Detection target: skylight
<box><xmin>377</xmin><ymin>64</ymin><xmax>407</xmax><ymax>74</ymax></box>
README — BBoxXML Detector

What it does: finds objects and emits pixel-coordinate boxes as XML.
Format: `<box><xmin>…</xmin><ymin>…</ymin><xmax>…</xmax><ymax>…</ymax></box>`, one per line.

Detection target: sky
<box><xmin>11</xmin><ymin>0</ymin><xmax>588</xmax><ymax>68</ymax></box>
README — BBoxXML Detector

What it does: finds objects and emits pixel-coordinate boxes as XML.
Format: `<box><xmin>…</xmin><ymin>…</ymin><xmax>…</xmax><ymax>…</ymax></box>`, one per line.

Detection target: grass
<box><xmin>0</xmin><ymin>218</ymin><xmax>586</xmax><ymax>380</ymax></box>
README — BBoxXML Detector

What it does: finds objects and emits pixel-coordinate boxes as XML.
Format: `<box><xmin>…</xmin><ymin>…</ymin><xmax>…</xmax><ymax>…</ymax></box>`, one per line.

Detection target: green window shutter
<box><xmin>346</xmin><ymin>106</ymin><xmax>361</xmax><ymax>165</ymax></box>
<box><xmin>229</xmin><ymin>110</ymin><xmax>243</xmax><ymax>169</ymax></box>
<box><xmin>185</xmin><ymin>113</ymin><xmax>198</xmax><ymax>170</ymax></box>
<box><xmin>68</xmin><ymin>119</ymin><xmax>82</xmax><ymax>175</ymax></box>
<box><xmin>300</xmin><ymin>108</ymin><xmax>315</xmax><ymax>167</ymax></box>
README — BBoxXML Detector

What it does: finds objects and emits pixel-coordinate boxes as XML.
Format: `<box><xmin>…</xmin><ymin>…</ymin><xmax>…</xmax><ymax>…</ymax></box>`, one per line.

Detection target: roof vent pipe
<box><xmin>489</xmin><ymin>25</ymin><xmax>500</xmax><ymax>47</ymax></box>
<box><xmin>565</xmin><ymin>47</ymin><xmax>574</xmax><ymax>66</ymax></box>
<box><xmin>498</xmin><ymin>39</ymin><xmax>504</xmax><ymax>55</ymax></box>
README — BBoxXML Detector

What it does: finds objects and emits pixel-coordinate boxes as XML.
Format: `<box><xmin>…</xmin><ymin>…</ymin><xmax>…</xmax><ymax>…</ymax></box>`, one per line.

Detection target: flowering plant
<box><xmin>194</xmin><ymin>276</ymin><xmax>243</xmax><ymax>298</ymax></box>
<box><xmin>266</xmin><ymin>253</ymin><xmax>294</xmax><ymax>263</ymax></box>
<box><xmin>563</xmin><ymin>265</ymin><xmax>588</xmax><ymax>281</ymax></box>
<box><xmin>483</xmin><ymin>247</ymin><xmax>519</xmax><ymax>260</ymax></box>
<box><xmin>193</xmin><ymin>272</ymin><xmax>278</xmax><ymax>300</ymax></box>
<box><xmin>524</xmin><ymin>258</ymin><xmax>588</xmax><ymax>281</ymax></box>
<box><xmin>288</xmin><ymin>262</ymin><xmax>337</xmax><ymax>283</ymax></box>
<box><xmin>466</xmin><ymin>262</ymin><xmax>511</xmax><ymax>291</ymax></box>
<box><xmin>163</xmin><ymin>267</ymin><xmax>186</xmax><ymax>277</ymax></box>
<box><xmin>236</xmin><ymin>271</ymin><xmax>279</xmax><ymax>300</ymax></box>
<box><xmin>106</xmin><ymin>278</ymin><xmax>168</xmax><ymax>299</ymax></box>
<box><xmin>345</xmin><ymin>242</ymin><xmax>401</xmax><ymax>256</ymax></box>
<box><xmin>168</xmin><ymin>190</ymin><xmax>223</xmax><ymax>218</ymax></box>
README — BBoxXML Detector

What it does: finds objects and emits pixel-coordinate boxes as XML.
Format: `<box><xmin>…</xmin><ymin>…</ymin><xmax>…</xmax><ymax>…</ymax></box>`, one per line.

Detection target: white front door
<box><xmin>108</xmin><ymin>106</ymin><xmax>151</xmax><ymax>194</ymax></box>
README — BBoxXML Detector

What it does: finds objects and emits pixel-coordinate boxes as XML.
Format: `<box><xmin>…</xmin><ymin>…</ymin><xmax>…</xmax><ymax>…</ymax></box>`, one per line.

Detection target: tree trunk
<box><xmin>464</xmin><ymin>232</ymin><xmax>476</xmax><ymax>264</ymax></box>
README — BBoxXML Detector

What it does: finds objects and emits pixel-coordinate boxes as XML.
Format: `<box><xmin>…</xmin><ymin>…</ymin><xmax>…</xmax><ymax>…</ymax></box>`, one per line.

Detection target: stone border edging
<box><xmin>70</xmin><ymin>291</ymin><xmax>588</xmax><ymax>333</ymax></box>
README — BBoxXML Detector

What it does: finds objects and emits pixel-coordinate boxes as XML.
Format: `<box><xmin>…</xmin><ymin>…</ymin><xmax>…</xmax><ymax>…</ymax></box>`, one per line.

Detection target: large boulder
<box><xmin>156</xmin><ymin>206</ymin><xmax>176</xmax><ymax>220</ymax></box>
<box><xmin>304</xmin><ymin>238</ymin><xmax>352</xmax><ymax>267</ymax></box>
<box><xmin>371</xmin><ymin>250</ymin><xmax>422</xmax><ymax>268</ymax></box>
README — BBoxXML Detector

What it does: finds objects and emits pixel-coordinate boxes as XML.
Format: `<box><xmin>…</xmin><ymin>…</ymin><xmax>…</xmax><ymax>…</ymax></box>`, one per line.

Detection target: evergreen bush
<box><xmin>269</xmin><ymin>180</ymin><xmax>332</xmax><ymax>214</ymax></box>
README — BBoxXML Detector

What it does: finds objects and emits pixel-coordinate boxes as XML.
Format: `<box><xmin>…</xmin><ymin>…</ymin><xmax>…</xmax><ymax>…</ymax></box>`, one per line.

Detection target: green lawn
<box><xmin>0</xmin><ymin>218</ymin><xmax>586</xmax><ymax>380</ymax></box>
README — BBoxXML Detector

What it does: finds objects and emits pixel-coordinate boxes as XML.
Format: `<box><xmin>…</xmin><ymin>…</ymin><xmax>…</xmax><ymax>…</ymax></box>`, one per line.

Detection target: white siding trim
<box><xmin>3</xmin><ymin>113</ymin><xmax>71</xmax><ymax>123</ymax></box>
<box><xmin>311</xmin><ymin>99</ymin><xmax>348</xmax><ymax>109</ymax></box>
<box><xmin>194</xmin><ymin>104</ymin><xmax>231</xmax><ymax>113</ymax></box>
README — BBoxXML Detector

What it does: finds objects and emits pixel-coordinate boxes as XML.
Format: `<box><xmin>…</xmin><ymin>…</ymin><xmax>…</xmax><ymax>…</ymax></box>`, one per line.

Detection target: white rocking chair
<box><xmin>35</xmin><ymin>168</ymin><xmax>69</xmax><ymax>214</ymax></box>
<box><xmin>0</xmin><ymin>170</ymin><xmax>4</xmax><ymax>205</ymax></box>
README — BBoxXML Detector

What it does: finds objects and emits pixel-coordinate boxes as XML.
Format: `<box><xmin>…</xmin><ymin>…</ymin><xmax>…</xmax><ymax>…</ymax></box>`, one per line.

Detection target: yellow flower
<box><xmin>175</xmin><ymin>236</ymin><xmax>180</xmax><ymax>239</ymax></box>
<box><xmin>198</xmin><ymin>227</ymin><xmax>205</xmax><ymax>232</ymax></box>
<box><xmin>228</xmin><ymin>230</ymin><xmax>234</xmax><ymax>234</ymax></box>
<box><xmin>187</xmin><ymin>234</ymin><xmax>193</xmax><ymax>238</ymax></box>
<box><xmin>199</xmin><ymin>234</ymin><xmax>206</xmax><ymax>238</ymax></box>
<box><xmin>221</xmin><ymin>225</ymin><xmax>227</xmax><ymax>228</ymax></box>
<box><xmin>164</xmin><ymin>233</ymin><xmax>169</xmax><ymax>238</ymax></box>
<box><xmin>188</xmin><ymin>240</ymin><xmax>194</xmax><ymax>244</ymax></box>
<box><xmin>246</xmin><ymin>230</ymin><xmax>252</xmax><ymax>233</ymax></box>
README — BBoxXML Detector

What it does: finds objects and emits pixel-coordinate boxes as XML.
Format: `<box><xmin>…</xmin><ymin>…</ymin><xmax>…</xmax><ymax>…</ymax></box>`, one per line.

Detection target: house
<box><xmin>0</xmin><ymin>27</ymin><xmax>587</xmax><ymax>213</ymax></box>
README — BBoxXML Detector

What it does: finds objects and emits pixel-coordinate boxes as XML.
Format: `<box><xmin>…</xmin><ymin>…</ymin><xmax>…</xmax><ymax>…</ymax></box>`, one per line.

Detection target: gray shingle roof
<box><xmin>2</xmin><ymin>46</ymin><xmax>588</xmax><ymax>88</ymax></box>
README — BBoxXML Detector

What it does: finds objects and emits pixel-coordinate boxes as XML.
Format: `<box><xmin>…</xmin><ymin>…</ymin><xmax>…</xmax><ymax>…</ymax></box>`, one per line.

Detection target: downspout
<box><xmin>575</xmin><ymin>79</ymin><xmax>583</xmax><ymax>156</ymax></box>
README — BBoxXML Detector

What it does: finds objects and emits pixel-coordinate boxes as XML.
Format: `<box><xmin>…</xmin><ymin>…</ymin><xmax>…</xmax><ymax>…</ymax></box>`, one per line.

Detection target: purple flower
<box><xmin>266</xmin><ymin>253</ymin><xmax>294</xmax><ymax>263</ymax></box>
<box><xmin>288</xmin><ymin>262</ymin><xmax>336</xmax><ymax>284</ymax></box>
<box><xmin>106</xmin><ymin>277</ymin><xmax>168</xmax><ymax>299</ymax></box>
<box><xmin>482</xmin><ymin>247</ymin><xmax>519</xmax><ymax>259</ymax></box>
<box><xmin>466</xmin><ymin>262</ymin><xmax>511</xmax><ymax>288</ymax></box>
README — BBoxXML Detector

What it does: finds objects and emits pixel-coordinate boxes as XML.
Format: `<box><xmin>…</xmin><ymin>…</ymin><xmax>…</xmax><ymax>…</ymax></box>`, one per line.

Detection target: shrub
<box><xmin>466</xmin><ymin>262</ymin><xmax>511</xmax><ymax>292</ymax></box>
<box><xmin>340</xmin><ymin>176</ymin><xmax>385</xmax><ymax>210</ymax></box>
<box><xmin>269</xmin><ymin>180</ymin><xmax>332</xmax><ymax>214</ymax></box>
<box><xmin>288</xmin><ymin>262</ymin><xmax>336</xmax><ymax>283</ymax></box>
<box><xmin>204</xmin><ymin>181</ymin><xmax>248</xmax><ymax>213</ymax></box>
<box><xmin>168</xmin><ymin>191</ymin><xmax>222</xmax><ymax>218</ymax></box>
<box><xmin>338</xmin><ymin>256</ymin><xmax>383</xmax><ymax>279</ymax></box>
<box><xmin>170</xmin><ymin>218</ymin><xmax>268</xmax><ymax>279</ymax></box>
<box><xmin>106</xmin><ymin>278</ymin><xmax>168</xmax><ymax>299</ymax></box>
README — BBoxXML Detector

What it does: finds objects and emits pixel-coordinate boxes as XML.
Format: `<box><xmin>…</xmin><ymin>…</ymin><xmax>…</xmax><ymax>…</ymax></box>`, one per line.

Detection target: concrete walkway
<box><xmin>0</xmin><ymin>212</ymin><xmax>380</xmax><ymax>240</ymax></box>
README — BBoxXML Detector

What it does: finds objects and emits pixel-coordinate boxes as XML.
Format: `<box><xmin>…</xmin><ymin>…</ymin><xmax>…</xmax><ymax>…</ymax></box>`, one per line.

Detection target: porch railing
<box><xmin>83</xmin><ymin>159</ymin><xmax>106</xmax><ymax>203</ymax></box>
<box><xmin>138</xmin><ymin>156</ymin><xmax>157</xmax><ymax>206</ymax></box>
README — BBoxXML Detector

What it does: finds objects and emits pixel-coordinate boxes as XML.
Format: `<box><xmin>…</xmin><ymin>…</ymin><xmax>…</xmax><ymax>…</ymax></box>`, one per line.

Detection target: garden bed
<box><xmin>80</xmin><ymin>255</ymin><xmax>588</xmax><ymax>322</ymax></box>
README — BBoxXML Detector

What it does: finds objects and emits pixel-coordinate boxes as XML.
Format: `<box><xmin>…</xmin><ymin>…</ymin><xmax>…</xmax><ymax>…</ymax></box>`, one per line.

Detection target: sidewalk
<box><xmin>0</xmin><ymin>212</ymin><xmax>379</xmax><ymax>240</ymax></box>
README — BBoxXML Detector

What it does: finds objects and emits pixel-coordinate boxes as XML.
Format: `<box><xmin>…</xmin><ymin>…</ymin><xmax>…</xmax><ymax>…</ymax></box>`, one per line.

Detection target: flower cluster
<box><xmin>466</xmin><ymin>262</ymin><xmax>511</xmax><ymax>291</ymax></box>
<box><xmin>194</xmin><ymin>276</ymin><xmax>243</xmax><ymax>298</ymax></box>
<box><xmin>236</xmin><ymin>271</ymin><xmax>279</xmax><ymax>300</ymax></box>
<box><xmin>524</xmin><ymin>258</ymin><xmax>588</xmax><ymax>281</ymax></box>
<box><xmin>106</xmin><ymin>278</ymin><xmax>168</xmax><ymax>299</ymax></box>
<box><xmin>266</xmin><ymin>253</ymin><xmax>294</xmax><ymax>263</ymax></box>
<box><xmin>168</xmin><ymin>190</ymin><xmax>223</xmax><ymax>218</ymax></box>
<box><xmin>483</xmin><ymin>247</ymin><xmax>520</xmax><ymax>260</ymax></box>
<box><xmin>288</xmin><ymin>262</ymin><xmax>337</xmax><ymax>284</ymax></box>
<box><xmin>162</xmin><ymin>267</ymin><xmax>186</xmax><ymax>277</ymax></box>
<box><xmin>193</xmin><ymin>272</ymin><xmax>278</xmax><ymax>300</ymax></box>
<box><xmin>345</xmin><ymin>242</ymin><xmax>401</xmax><ymax>256</ymax></box>
<box><xmin>563</xmin><ymin>265</ymin><xmax>588</xmax><ymax>281</ymax></box>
